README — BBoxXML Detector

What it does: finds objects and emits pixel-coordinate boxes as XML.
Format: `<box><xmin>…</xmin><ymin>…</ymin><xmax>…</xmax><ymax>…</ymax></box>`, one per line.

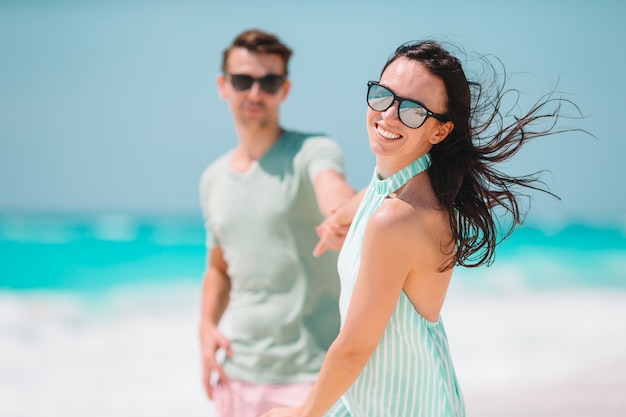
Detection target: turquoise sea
<box><xmin>1</xmin><ymin>213</ymin><xmax>626</xmax><ymax>416</ymax></box>
<box><xmin>3</xmin><ymin>213</ymin><xmax>625</xmax><ymax>292</ymax></box>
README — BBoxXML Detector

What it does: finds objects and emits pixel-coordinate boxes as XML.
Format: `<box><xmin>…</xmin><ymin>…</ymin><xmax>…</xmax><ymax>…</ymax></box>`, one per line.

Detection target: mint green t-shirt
<box><xmin>199</xmin><ymin>131</ymin><xmax>345</xmax><ymax>384</ymax></box>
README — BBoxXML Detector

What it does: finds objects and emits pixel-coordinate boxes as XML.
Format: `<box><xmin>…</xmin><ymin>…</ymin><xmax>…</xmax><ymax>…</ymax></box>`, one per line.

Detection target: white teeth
<box><xmin>376</xmin><ymin>125</ymin><xmax>401</xmax><ymax>139</ymax></box>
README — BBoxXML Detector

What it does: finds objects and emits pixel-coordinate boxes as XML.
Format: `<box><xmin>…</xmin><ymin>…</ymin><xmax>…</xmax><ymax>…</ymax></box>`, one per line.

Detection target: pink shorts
<box><xmin>213</xmin><ymin>379</ymin><xmax>314</xmax><ymax>417</ymax></box>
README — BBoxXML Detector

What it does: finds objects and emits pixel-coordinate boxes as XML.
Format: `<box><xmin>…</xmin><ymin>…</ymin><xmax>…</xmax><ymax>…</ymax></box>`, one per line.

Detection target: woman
<box><xmin>264</xmin><ymin>40</ymin><xmax>579</xmax><ymax>417</ymax></box>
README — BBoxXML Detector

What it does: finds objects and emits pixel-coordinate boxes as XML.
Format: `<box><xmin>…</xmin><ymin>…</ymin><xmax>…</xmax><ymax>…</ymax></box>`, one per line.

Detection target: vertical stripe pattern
<box><xmin>330</xmin><ymin>153</ymin><xmax>465</xmax><ymax>417</ymax></box>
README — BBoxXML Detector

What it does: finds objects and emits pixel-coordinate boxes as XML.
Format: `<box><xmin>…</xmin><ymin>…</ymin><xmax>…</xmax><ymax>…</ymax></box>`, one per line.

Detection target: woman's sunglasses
<box><xmin>366</xmin><ymin>81</ymin><xmax>449</xmax><ymax>129</ymax></box>
<box><xmin>225</xmin><ymin>73</ymin><xmax>286</xmax><ymax>94</ymax></box>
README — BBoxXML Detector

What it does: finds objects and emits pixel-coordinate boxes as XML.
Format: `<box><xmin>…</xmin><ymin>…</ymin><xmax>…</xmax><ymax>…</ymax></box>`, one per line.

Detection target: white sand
<box><xmin>2</xmin><ymin>285</ymin><xmax>626</xmax><ymax>417</ymax></box>
<box><xmin>465</xmin><ymin>361</ymin><xmax>626</xmax><ymax>417</ymax></box>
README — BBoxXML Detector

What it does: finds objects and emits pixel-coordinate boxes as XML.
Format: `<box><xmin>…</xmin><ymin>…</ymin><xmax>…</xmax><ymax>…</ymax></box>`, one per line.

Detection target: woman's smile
<box><xmin>375</xmin><ymin>123</ymin><xmax>402</xmax><ymax>140</ymax></box>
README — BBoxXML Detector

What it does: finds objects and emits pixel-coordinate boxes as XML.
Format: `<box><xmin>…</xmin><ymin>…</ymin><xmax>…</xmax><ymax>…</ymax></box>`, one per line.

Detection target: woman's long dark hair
<box><xmin>382</xmin><ymin>41</ymin><xmax>584</xmax><ymax>270</ymax></box>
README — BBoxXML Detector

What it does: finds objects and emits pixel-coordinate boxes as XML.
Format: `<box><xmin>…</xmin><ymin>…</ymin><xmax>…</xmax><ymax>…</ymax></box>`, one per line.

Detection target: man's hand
<box><xmin>199</xmin><ymin>325</ymin><xmax>232</xmax><ymax>399</ymax></box>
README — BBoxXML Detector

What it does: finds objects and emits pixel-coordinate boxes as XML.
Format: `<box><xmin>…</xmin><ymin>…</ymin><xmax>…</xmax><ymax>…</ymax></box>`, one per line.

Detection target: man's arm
<box><xmin>312</xmin><ymin>187</ymin><xmax>366</xmax><ymax>257</ymax></box>
<box><xmin>199</xmin><ymin>245</ymin><xmax>232</xmax><ymax>399</ymax></box>
<box><xmin>312</xmin><ymin>170</ymin><xmax>356</xmax><ymax>218</ymax></box>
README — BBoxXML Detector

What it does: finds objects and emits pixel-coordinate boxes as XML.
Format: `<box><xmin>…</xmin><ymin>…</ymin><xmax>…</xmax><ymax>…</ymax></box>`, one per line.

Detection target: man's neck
<box><xmin>231</xmin><ymin>124</ymin><xmax>284</xmax><ymax>172</ymax></box>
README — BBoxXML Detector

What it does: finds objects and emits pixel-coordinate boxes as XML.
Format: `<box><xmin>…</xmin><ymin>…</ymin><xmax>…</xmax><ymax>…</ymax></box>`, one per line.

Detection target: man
<box><xmin>198</xmin><ymin>29</ymin><xmax>355</xmax><ymax>417</ymax></box>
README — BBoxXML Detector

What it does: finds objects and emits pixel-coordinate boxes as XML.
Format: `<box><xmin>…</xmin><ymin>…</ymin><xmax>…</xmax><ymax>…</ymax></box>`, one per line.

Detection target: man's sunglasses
<box><xmin>225</xmin><ymin>73</ymin><xmax>286</xmax><ymax>94</ymax></box>
<box><xmin>366</xmin><ymin>81</ymin><xmax>450</xmax><ymax>129</ymax></box>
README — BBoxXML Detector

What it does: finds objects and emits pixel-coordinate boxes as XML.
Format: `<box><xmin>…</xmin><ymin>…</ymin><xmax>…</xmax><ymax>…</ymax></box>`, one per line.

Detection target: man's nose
<box><xmin>247</xmin><ymin>81</ymin><xmax>264</xmax><ymax>97</ymax></box>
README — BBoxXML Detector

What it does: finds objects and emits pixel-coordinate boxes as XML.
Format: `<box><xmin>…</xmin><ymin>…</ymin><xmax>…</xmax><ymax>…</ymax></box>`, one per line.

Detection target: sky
<box><xmin>1</xmin><ymin>0</ymin><xmax>624</xmax><ymax>221</ymax></box>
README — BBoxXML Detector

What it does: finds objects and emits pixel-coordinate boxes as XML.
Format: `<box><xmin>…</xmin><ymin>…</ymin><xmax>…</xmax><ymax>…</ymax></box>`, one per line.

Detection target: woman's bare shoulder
<box><xmin>366</xmin><ymin>179</ymin><xmax>452</xmax><ymax>259</ymax></box>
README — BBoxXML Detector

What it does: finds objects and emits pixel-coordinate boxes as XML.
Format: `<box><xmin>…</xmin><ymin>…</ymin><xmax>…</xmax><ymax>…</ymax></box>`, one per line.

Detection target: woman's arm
<box><xmin>264</xmin><ymin>201</ymin><xmax>416</xmax><ymax>417</ymax></box>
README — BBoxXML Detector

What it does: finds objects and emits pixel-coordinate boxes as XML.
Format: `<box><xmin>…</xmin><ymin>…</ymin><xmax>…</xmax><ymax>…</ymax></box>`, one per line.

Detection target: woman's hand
<box><xmin>313</xmin><ymin>215</ymin><xmax>351</xmax><ymax>257</ymax></box>
<box><xmin>313</xmin><ymin>188</ymin><xmax>366</xmax><ymax>256</ymax></box>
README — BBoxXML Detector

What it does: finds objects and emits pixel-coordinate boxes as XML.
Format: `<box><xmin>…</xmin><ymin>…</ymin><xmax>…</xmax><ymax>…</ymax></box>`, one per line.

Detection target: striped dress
<box><xmin>326</xmin><ymin>153</ymin><xmax>465</xmax><ymax>417</ymax></box>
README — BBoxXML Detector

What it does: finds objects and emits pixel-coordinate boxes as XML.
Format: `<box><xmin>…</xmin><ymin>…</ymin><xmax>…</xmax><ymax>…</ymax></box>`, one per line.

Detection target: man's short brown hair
<box><xmin>221</xmin><ymin>29</ymin><xmax>293</xmax><ymax>75</ymax></box>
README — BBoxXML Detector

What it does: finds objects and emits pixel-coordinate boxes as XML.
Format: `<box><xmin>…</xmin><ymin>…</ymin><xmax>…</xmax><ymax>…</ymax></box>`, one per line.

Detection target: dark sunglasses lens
<box><xmin>230</xmin><ymin>74</ymin><xmax>254</xmax><ymax>91</ymax></box>
<box><xmin>367</xmin><ymin>84</ymin><xmax>394</xmax><ymax>111</ymax></box>
<box><xmin>399</xmin><ymin>101</ymin><xmax>427</xmax><ymax>128</ymax></box>
<box><xmin>258</xmin><ymin>75</ymin><xmax>285</xmax><ymax>93</ymax></box>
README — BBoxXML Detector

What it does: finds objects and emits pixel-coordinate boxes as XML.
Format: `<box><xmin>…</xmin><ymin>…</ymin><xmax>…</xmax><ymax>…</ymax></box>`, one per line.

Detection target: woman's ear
<box><xmin>430</xmin><ymin>121</ymin><xmax>454</xmax><ymax>145</ymax></box>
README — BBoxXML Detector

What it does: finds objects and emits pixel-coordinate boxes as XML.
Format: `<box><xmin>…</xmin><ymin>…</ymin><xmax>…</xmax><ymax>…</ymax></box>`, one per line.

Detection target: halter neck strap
<box><xmin>373</xmin><ymin>153</ymin><xmax>431</xmax><ymax>196</ymax></box>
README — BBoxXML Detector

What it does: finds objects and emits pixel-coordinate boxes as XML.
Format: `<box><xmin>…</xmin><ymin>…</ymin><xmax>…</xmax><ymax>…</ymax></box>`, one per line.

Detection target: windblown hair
<box><xmin>382</xmin><ymin>40</ymin><xmax>584</xmax><ymax>270</ymax></box>
<box><xmin>222</xmin><ymin>28</ymin><xmax>293</xmax><ymax>75</ymax></box>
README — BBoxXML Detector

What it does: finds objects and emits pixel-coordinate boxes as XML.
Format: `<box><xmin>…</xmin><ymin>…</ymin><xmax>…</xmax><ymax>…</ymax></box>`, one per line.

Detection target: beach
<box><xmin>447</xmin><ymin>288</ymin><xmax>626</xmax><ymax>417</ymax></box>
<box><xmin>2</xmin><ymin>282</ymin><xmax>626</xmax><ymax>417</ymax></box>
<box><xmin>1</xmin><ymin>214</ymin><xmax>625</xmax><ymax>416</ymax></box>
<box><xmin>467</xmin><ymin>364</ymin><xmax>626</xmax><ymax>417</ymax></box>
<box><xmin>2</xmin><ymin>0</ymin><xmax>625</xmax><ymax>414</ymax></box>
